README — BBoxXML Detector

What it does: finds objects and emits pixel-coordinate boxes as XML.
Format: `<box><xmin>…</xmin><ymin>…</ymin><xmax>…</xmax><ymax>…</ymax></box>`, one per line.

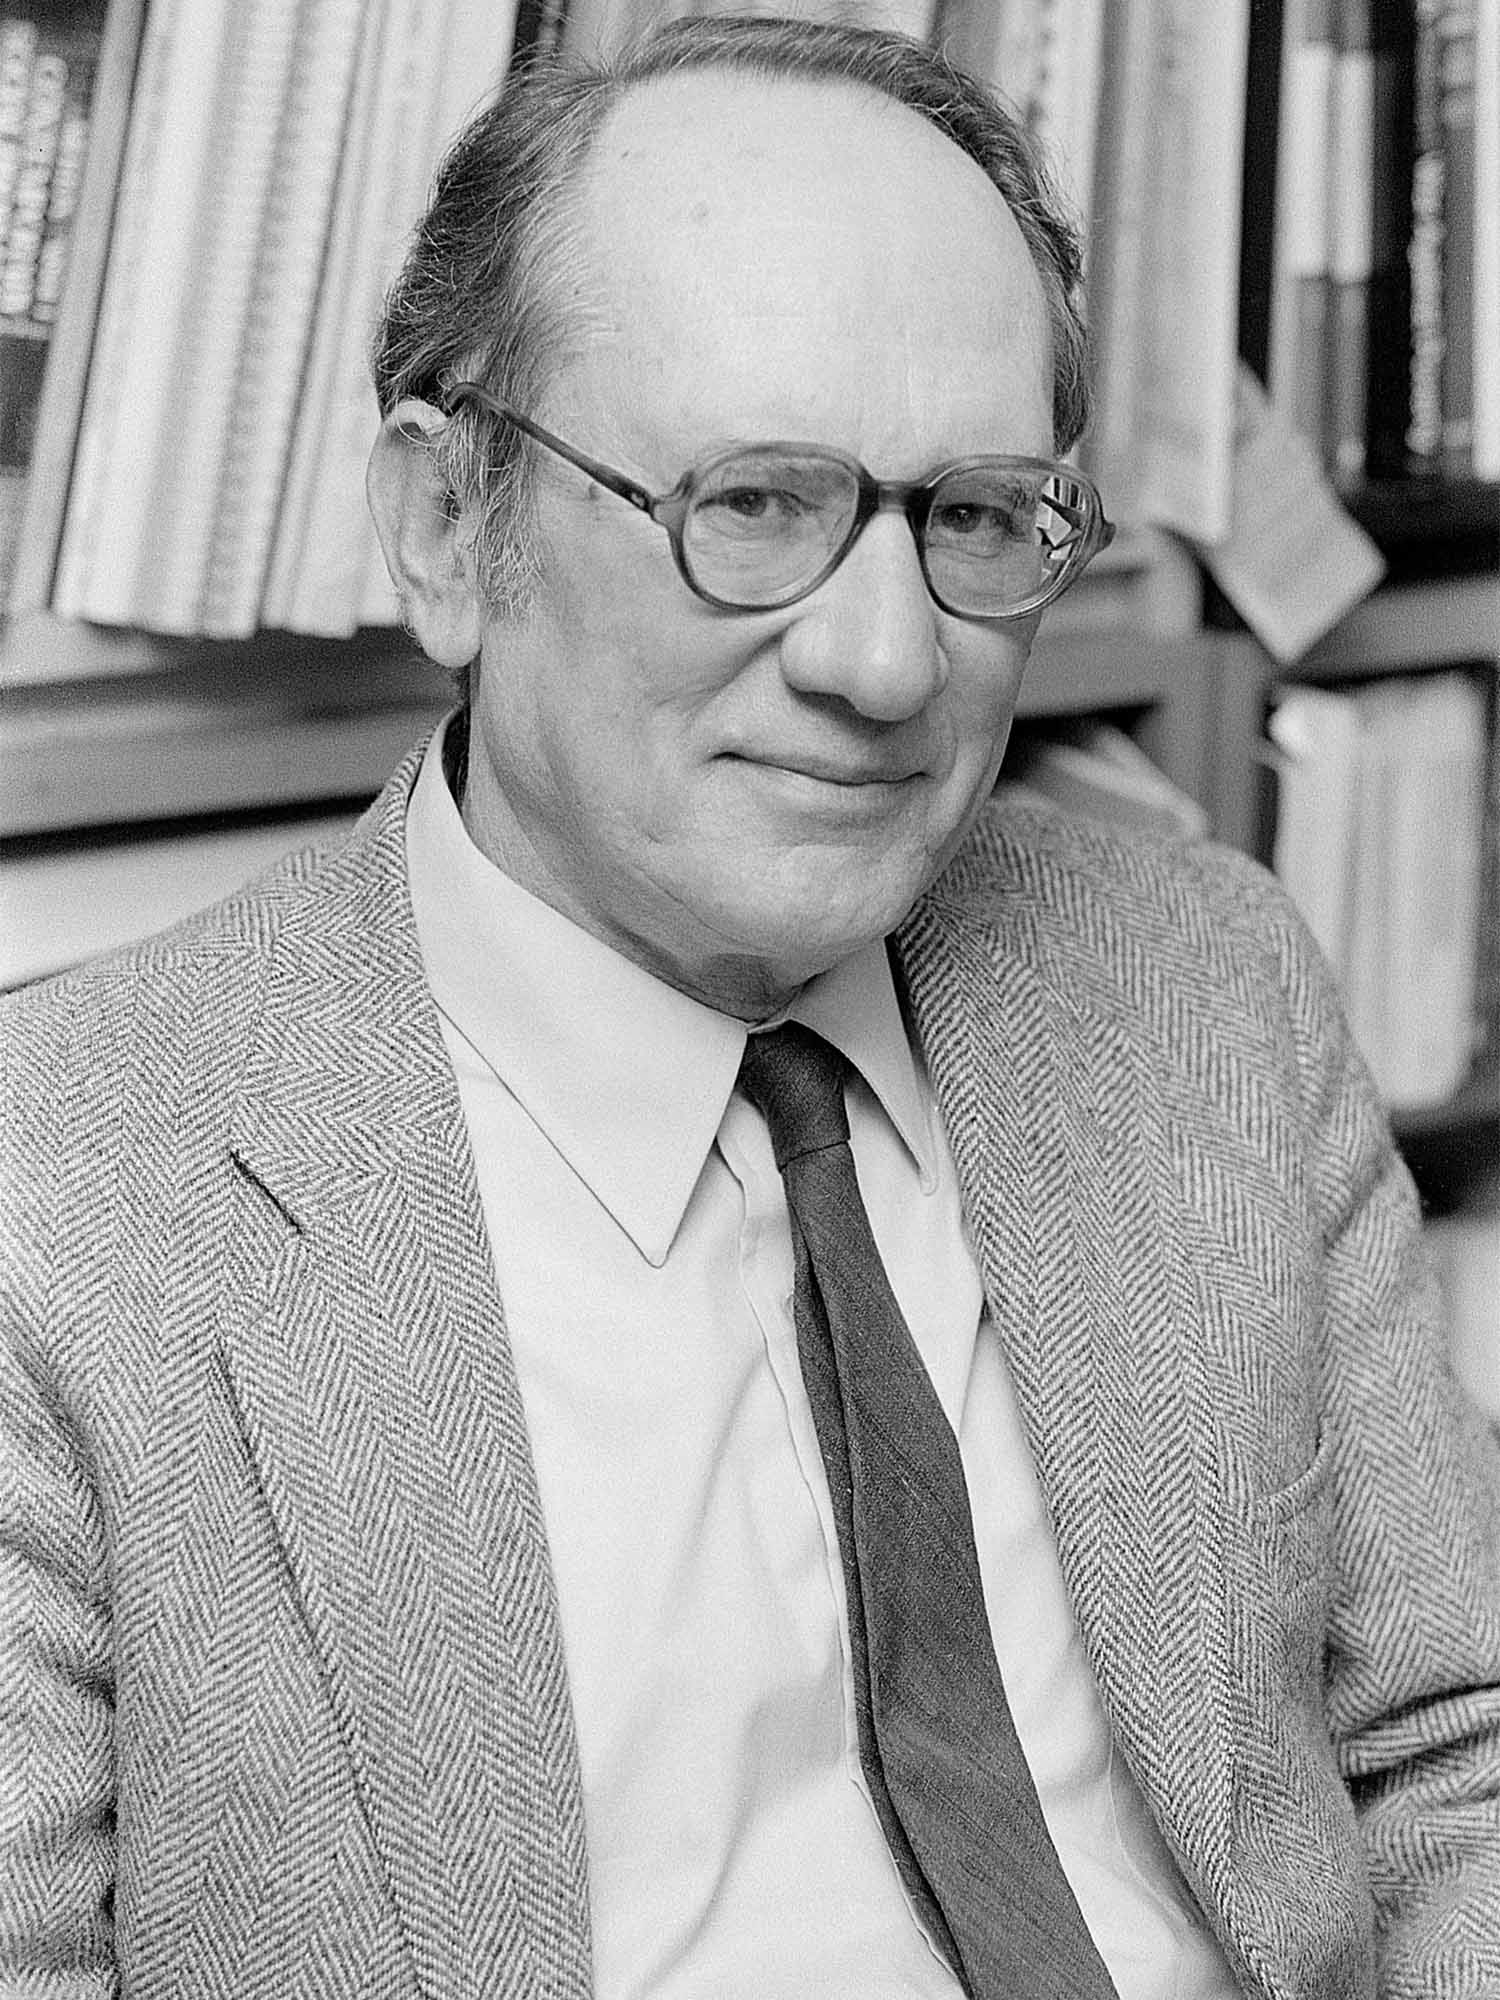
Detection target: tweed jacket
<box><xmin>3</xmin><ymin>745</ymin><xmax>1500</xmax><ymax>2000</ymax></box>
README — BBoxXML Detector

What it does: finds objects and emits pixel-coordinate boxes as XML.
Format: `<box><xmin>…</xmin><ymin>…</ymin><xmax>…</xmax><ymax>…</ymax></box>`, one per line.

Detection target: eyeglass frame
<box><xmin>441</xmin><ymin>381</ymin><xmax>1116</xmax><ymax>622</ymax></box>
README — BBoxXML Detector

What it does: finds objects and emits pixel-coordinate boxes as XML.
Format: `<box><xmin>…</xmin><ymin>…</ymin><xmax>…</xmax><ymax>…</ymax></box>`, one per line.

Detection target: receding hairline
<box><xmin>539</xmin><ymin>61</ymin><xmax>1056</xmax><ymax>396</ymax></box>
<box><xmin>584</xmin><ymin>60</ymin><xmax>1036</xmax><ymax>225</ymax></box>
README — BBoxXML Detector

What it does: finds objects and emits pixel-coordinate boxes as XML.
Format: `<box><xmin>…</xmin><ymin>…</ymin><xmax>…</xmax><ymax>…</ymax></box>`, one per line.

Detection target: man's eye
<box><xmin>694</xmin><ymin>485</ymin><xmax>822</xmax><ymax>544</ymax></box>
<box><xmin>930</xmin><ymin>499</ymin><xmax>1027</xmax><ymax>544</ymax></box>
<box><xmin>938</xmin><ymin>502</ymin><xmax>1002</xmax><ymax>534</ymax></box>
<box><xmin>707</xmin><ymin>486</ymin><xmax>803</xmax><ymax>522</ymax></box>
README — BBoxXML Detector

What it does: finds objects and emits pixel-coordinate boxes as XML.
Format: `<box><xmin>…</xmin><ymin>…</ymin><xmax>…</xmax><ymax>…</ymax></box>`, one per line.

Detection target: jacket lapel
<box><xmin>218</xmin><ymin>759</ymin><xmax>591</xmax><ymax>2000</ymax></box>
<box><xmin>896</xmin><ymin>835</ymin><xmax>1239</xmax><ymax>1933</ymax></box>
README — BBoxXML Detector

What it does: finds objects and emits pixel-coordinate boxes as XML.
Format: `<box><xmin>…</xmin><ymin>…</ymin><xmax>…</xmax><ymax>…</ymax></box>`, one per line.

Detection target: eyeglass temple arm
<box><xmin>444</xmin><ymin>383</ymin><xmax>657</xmax><ymax>515</ymax></box>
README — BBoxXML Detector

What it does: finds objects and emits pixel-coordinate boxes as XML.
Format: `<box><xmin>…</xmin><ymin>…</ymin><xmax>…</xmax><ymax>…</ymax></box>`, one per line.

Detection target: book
<box><xmin>1269</xmin><ymin>683</ymin><xmax>1362</xmax><ymax>971</ymax></box>
<box><xmin>1081</xmin><ymin>0</ymin><xmax>1162</xmax><ymax>523</ymax></box>
<box><xmin>0</xmin><ymin>2</ymin><xmax>107</xmax><ymax>618</ymax></box>
<box><xmin>1436</xmin><ymin>0</ymin><xmax>1476</xmax><ymax>472</ymax></box>
<box><xmin>0</xmin><ymin>20</ymin><xmax>40</xmax><ymax>253</ymax></box>
<box><xmin>3</xmin><ymin>0</ymin><xmax>142</xmax><ymax>621</ymax></box>
<box><xmin>1326</xmin><ymin>0</ymin><xmax>1374</xmax><ymax>482</ymax></box>
<box><xmin>257</xmin><ymin>0</ymin><xmax>400</xmax><ymax>635</ymax></box>
<box><xmin>0</xmin><ymin>25</ymin><xmax>67</xmax><ymax>324</ymax></box>
<box><xmin>51</xmin><ymin>0</ymin><xmax>244</xmax><ymax>626</ymax></box>
<box><xmin>1473</xmin><ymin>0</ymin><xmax>1498</xmax><ymax>475</ymax></box>
<box><xmin>1132</xmin><ymin>0</ymin><xmax>1250</xmax><ymax>541</ymax></box>
<box><xmin>1028</xmin><ymin>0</ymin><xmax>1105</xmax><ymax>237</ymax></box>
<box><xmin>1471</xmin><ymin>666</ymin><xmax>1500</xmax><ymax>1071</ymax></box>
<box><xmin>30</xmin><ymin>36</ymin><xmax>92</xmax><ymax>323</ymax></box>
<box><xmin>1268</xmin><ymin>0</ymin><xmax>1338</xmax><ymax>456</ymax></box>
<box><xmin>117</xmin><ymin>0</ymin><xmax>314</xmax><ymax>634</ymax></box>
<box><xmin>1362</xmin><ymin>0</ymin><xmax>1414</xmax><ymax>478</ymax></box>
<box><xmin>1366</xmin><ymin>672</ymin><xmax>1487</xmax><ymax>1108</ymax></box>
<box><xmin>197</xmin><ymin>0</ymin><xmax>369</xmax><ymax>638</ymax></box>
<box><xmin>1274</xmin><ymin>672</ymin><xmax>1489</xmax><ymax>1111</ymax></box>
<box><xmin>1406</xmin><ymin>0</ymin><xmax>1447</xmax><ymax>468</ymax></box>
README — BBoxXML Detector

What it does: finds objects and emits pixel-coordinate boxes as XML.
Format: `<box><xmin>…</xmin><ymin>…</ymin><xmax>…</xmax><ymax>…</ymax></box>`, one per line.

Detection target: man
<box><xmin>3</xmin><ymin>15</ymin><xmax>1498</xmax><ymax>1998</ymax></box>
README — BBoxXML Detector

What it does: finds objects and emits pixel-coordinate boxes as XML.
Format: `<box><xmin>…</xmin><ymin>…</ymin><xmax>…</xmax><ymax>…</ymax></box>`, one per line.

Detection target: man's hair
<box><xmin>372</xmin><ymin>12</ymin><xmax>1093</xmax><ymax>615</ymax></box>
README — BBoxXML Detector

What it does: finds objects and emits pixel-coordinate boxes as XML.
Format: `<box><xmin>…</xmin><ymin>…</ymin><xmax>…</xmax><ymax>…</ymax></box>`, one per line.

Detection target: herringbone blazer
<box><xmin>3</xmin><ymin>744</ymin><xmax>1499</xmax><ymax>2000</ymax></box>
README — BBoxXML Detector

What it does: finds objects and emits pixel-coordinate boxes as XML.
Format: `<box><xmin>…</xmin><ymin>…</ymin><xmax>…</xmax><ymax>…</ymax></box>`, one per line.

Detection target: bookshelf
<box><xmin>1226</xmin><ymin>0</ymin><xmax>1499</xmax><ymax>1213</ymax></box>
<box><xmin>1207</xmin><ymin>525</ymin><xmax>1500</xmax><ymax>1211</ymax></box>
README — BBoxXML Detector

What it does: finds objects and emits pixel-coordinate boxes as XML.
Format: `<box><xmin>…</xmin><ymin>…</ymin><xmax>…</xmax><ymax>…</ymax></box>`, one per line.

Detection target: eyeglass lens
<box><xmin>680</xmin><ymin>449</ymin><xmax>1084</xmax><ymax>613</ymax></box>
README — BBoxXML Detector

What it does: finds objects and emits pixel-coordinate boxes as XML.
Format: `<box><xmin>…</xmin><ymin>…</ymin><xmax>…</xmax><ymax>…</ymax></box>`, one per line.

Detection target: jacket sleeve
<box><xmin>1278</xmin><ymin>883</ymin><xmax>1500</xmax><ymax>1992</ymax></box>
<box><xmin>1</xmin><ymin>1035</ymin><xmax>118</xmax><ymax>1995</ymax></box>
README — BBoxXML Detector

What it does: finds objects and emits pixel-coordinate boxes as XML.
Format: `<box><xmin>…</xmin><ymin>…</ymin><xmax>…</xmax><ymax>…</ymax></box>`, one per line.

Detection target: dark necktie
<box><xmin>738</xmin><ymin>1023</ymin><xmax>1118</xmax><ymax>2000</ymax></box>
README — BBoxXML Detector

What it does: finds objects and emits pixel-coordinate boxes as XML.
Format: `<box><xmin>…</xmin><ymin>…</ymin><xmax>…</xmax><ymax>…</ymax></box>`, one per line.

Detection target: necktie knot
<box><xmin>738</xmin><ymin>1023</ymin><xmax>850</xmax><ymax>1170</ymax></box>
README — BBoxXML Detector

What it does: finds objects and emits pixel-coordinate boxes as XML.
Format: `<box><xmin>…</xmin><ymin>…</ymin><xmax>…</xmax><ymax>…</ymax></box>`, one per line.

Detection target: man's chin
<box><xmin>673</xmin><ymin>878</ymin><xmax>929</xmax><ymax>1012</ymax></box>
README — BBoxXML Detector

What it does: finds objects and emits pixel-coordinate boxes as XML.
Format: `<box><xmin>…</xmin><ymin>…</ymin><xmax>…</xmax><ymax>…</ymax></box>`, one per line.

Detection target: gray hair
<box><xmin>372</xmin><ymin>12</ymin><xmax>1093</xmax><ymax>616</ymax></box>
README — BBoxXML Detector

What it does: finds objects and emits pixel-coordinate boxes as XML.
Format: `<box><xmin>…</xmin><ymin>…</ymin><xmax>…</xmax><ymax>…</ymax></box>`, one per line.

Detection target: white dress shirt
<box><xmin>405</xmin><ymin>724</ymin><xmax>1240</xmax><ymax>1999</ymax></box>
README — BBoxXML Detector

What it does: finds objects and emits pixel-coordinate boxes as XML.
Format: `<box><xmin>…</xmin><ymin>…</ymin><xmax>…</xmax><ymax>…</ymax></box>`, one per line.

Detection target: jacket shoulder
<box><xmin>913</xmin><ymin>795</ymin><xmax>1358</xmax><ymax>1123</ymax></box>
<box><xmin>934</xmin><ymin>794</ymin><xmax>1306</xmax><ymax>963</ymax></box>
<box><xmin>2</xmin><ymin>834</ymin><xmax>330</xmax><ymax>1053</ymax></box>
<box><xmin>0</xmin><ymin>792</ymin><xmax>408</xmax><ymax>1216</ymax></box>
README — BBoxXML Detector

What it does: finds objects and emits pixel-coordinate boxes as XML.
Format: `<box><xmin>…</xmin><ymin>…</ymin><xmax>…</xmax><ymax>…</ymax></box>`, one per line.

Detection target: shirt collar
<box><xmin>405</xmin><ymin>718</ymin><xmax>937</xmax><ymax>1266</ymax></box>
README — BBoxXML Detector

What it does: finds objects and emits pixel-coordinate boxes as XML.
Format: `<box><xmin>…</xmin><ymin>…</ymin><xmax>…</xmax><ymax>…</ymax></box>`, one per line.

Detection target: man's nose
<box><xmin>777</xmin><ymin>510</ymin><xmax>945</xmax><ymax>721</ymax></box>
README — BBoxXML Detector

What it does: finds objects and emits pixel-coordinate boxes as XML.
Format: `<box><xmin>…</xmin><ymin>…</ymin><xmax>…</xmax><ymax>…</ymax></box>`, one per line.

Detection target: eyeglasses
<box><xmin>444</xmin><ymin>382</ymin><xmax>1115</xmax><ymax>621</ymax></box>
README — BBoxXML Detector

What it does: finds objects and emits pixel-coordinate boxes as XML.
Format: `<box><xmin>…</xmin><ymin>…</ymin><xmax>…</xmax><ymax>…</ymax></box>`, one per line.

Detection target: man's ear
<box><xmin>366</xmin><ymin>399</ymin><xmax>485</xmax><ymax>670</ymax></box>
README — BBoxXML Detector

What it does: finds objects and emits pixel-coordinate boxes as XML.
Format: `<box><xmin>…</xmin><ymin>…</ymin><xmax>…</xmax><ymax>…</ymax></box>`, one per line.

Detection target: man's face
<box><xmin>462</xmin><ymin>70</ymin><xmax>1055</xmax><ymax>1018</ymax></box>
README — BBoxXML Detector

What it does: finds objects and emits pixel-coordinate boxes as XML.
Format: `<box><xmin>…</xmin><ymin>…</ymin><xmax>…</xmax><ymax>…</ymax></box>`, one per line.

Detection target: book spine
<box><xmin>1029</xmin><ymin>0</ymin><xmax>1105</xmax><ymax>234</ymax></box>
<box><xmin>6</xmin><ymin>0</ymin><xmax>146</xmax><ymax>622</ymax></box>
<box><xmin>1473</xmin><ymin>676</ymin><xmax>1500</xmax><ymax>1075</ymax></box>
<box><xmin>199</xmin><ymin>0</ymin><xmax>368</xmax><ymax>638</ymax></box>
<box><xmin>1269</xmin><ymin>683</ymin><xmax>1362</xmax><ymax>972</ymax></box>
<box><xmin>1473</xmin><ymin>0</ymin><xmax>1499</xmax><ymax>475</ymax></box>
<box><xmin>0</xmin><ymin>17</ymin><xmax>37</xmax><ymax>253</ymax></box>
<box><xmin>32</xmin><ymin>41</ymin><xmax>94</xmax><ymax>326</ymax></box>
<box><xmin>1134</xmin><ymin>0</ymin><xmax>1250</xmax><ymax>541</ymax></box>
<box><xmin>1385</xmin><ymin>674</ymin><xmax>1486</xmax><ymax>1105</ymax></box>
<box><xmin>1081</xmin><ymin>0</ymin><xmax>1164</xmax><ymax>521</ymax></box>
<box><xmin>1344</xmin><ymin>689</ymin><xmax>1395</xmax><ymax>1091</ymax></box>
<box><xmin>0</xmin><ymin>16</ymin><xmax>103</xmax><ymax>616</ymax></box>
<box><xmin>1437</xmin><ymin>0</ymin><xmax>1476</xmax><ymax>471</ymax></box>
<box><xmin>1270</xmin><ymin>0</ymin><xmax>1338</xmax><ymax>454</ymax></box>
<box><xmin>1327</xmin><ymin>0</ymin><xmax>1374</xmax><ymax>482</ymax></box>
<box><xmin>1363</xmin><ymin>0</ymin><xmax>1415</xmax><ymax>477</ymax></box>
<box><xmin>0</xmin><ymin>36</ymin><xmax>67</xmax><ymax>325</ymax></box>
<box><xmin>1406</xmin><ymin>0</ymin><xmax>1447</xmax><ymax>469</ymax></box>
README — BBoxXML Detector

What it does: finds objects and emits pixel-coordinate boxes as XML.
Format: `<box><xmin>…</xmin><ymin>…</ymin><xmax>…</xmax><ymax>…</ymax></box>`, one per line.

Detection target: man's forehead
<box><xmin>588</xmin><ymin>65</ymin><xmax>1002</xmax><ymax>218</ymax></box>
<box><xmin>576</xmin><ymin>67</ymin><xmax>1044</xmax><ymax>340</ymax></box>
